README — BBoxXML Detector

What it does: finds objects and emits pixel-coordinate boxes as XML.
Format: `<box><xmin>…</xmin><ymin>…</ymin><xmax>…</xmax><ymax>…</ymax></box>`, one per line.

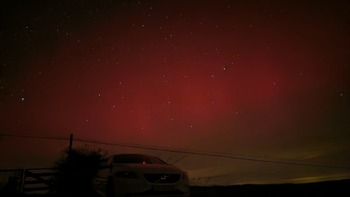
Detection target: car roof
<box><xmin>111</xmin><ymin>154</ymin><xmax>167</xmax><ymax>164</ymax></box>
<box><xmin>111</xmin><ymin>154</ymin><xmax>162</xmax><ymax>160</ymax></box>
<box><xmin>113</xmin><ymin>153</ymin><xmax>156</xmax><ymax>157</ymax></box>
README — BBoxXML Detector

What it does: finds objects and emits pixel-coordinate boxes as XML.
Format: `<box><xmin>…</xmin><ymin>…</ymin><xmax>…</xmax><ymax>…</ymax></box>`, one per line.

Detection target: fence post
<box><xmin>19</xmin><ymin>169</ymin><xmax>26</xmax><ymax>193</ymax></box>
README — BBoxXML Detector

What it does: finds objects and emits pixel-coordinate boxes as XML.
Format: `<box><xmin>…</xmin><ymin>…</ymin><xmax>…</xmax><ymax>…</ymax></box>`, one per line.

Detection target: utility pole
<box><xmin>69</xmin><ymin>133</ymin><xmax>73</xmax><ymax>152</ymax></box>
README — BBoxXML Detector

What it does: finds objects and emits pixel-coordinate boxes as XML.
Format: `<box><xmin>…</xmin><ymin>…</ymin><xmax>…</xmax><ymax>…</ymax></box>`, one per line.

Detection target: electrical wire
<box><xmin>1</xmin><ymin>133</ymin><xmax>349</xmax><ymax>170</ymax></box>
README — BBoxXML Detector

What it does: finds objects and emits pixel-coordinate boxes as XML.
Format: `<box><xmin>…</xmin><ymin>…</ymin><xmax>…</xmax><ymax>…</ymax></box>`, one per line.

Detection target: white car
<box><xmin>93</xmin><ymin>154</ymin><xmax>190</xmax><ymax>197</ymax></box>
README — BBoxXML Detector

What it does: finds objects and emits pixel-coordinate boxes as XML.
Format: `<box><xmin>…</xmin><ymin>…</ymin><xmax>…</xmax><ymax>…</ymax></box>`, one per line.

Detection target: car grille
<box><xmin>143</xmin><ymin>173</ymin><xmax>181</xmax><ymax>183</ymax></box>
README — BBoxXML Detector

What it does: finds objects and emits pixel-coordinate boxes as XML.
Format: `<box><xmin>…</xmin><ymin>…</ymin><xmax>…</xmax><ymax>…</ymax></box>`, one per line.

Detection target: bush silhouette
<box><xmin>52</xmin><ymin>148</ymin><xmax>108</xmax><ymax>196</ymax></box>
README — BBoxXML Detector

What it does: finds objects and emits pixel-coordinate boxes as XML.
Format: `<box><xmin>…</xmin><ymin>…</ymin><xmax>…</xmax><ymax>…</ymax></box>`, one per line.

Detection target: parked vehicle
<box><xmin>93</xmin><ymin>154</ymin><xmax>190</xmax><ymax>197</ymax></box>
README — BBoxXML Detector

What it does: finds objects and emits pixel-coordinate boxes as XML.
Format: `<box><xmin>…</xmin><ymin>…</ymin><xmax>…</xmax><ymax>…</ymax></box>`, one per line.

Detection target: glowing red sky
<box><xmin>1</xmin><ymin>1</ymin><xmax>350</xmax><ymax>184</ymax></box>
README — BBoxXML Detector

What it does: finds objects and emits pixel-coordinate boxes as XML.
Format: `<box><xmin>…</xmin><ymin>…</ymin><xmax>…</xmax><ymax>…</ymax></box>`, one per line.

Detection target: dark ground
<box><xmin>2</xmin><ymin>179</ymin><xmax>350</xmax><ymax>197</ymax></box>
<box><xmin>191</xmin><ymin>179</ymin><xmax>350</xmax><ymax>197</ymax></box>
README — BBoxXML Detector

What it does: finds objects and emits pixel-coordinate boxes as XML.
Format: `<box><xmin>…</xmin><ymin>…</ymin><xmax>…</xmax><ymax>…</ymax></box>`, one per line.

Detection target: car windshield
<box><xmin>113</xmin><ymin>154</ymin><xmax>167</xmax><ymax>164</ymax></box>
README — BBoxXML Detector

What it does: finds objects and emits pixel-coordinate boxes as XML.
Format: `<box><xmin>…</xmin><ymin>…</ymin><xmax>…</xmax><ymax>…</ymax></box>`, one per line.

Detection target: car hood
<box><xmin>111</xmin><ymin>163</ymin><xmax>185</xmax><ymax>174</ymax></box>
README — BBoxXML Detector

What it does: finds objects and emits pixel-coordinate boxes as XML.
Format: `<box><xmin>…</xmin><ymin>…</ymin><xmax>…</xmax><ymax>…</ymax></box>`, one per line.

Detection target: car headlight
<box><xmin>115</xmin><ymin>171</ymin><xmax>138</xmax><ymax>179</ymax></box>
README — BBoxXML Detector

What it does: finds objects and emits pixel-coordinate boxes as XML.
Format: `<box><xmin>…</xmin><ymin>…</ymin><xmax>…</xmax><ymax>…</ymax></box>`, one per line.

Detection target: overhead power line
<box><xmin>0</xmin><ymin>133</ymin><xmax>69</xmax><ymax>141</ymax></box>
<box><xmin>74</xmin><ymin>138</ymin><xmax>350</xmax><ymax>170</ymax></box>
<box><xmin>1</xmin><ymin>133</ymin><xmax>349</xmax><ymax>170</ymax></box>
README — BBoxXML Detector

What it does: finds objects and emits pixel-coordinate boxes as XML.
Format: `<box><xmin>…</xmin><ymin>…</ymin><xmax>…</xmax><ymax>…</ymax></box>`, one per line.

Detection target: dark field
<box><xmin>2</xmin><ymin>179</ymin><xmax>350</xmax><ymax>197</ymax></box>
<box><xmin>190</xmin><ymin>179</ymin><xmax>350</xmax><ymax>197</ymax></box>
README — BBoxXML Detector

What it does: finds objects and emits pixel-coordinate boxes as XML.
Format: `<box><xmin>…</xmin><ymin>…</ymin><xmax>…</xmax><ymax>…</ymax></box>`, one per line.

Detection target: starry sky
<box><xmin>1</xmin><ymin>0</ymin><xmax>350</xmax><ymax>185</ymax></box>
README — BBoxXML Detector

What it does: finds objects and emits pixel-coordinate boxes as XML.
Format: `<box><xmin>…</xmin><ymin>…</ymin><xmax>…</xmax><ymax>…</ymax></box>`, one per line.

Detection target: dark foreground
<box><xmin>191</xmin><ymin>179</ymin><xmax>350</xmax><ymax>197</ymax></box>
<box><xmin>2</xmin><ymin>179</ymin><xmax>350</xmax><ymax>197</ymax></box>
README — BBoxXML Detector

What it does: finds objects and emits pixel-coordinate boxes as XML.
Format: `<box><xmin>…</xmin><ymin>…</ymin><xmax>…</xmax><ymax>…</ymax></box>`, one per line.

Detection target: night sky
<box><xmin>1</xmin><ymin>0</ymin><xmax>350</xmax><ymax>185</ymax></box>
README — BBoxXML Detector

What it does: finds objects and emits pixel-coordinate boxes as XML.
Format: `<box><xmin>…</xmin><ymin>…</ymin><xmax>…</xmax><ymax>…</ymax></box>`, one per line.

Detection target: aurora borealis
<box><xmin>1</xmin><ymin>0</ymin><xmax>350</xmax><ymax>185</ymax></box>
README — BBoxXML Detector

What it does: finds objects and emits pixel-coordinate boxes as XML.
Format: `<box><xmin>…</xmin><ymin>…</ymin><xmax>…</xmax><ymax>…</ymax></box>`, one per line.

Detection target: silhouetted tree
<box><xmin>52</xmin><ymin>148</ymin><xmax>108</xmax><ymax>197</ymax></box>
